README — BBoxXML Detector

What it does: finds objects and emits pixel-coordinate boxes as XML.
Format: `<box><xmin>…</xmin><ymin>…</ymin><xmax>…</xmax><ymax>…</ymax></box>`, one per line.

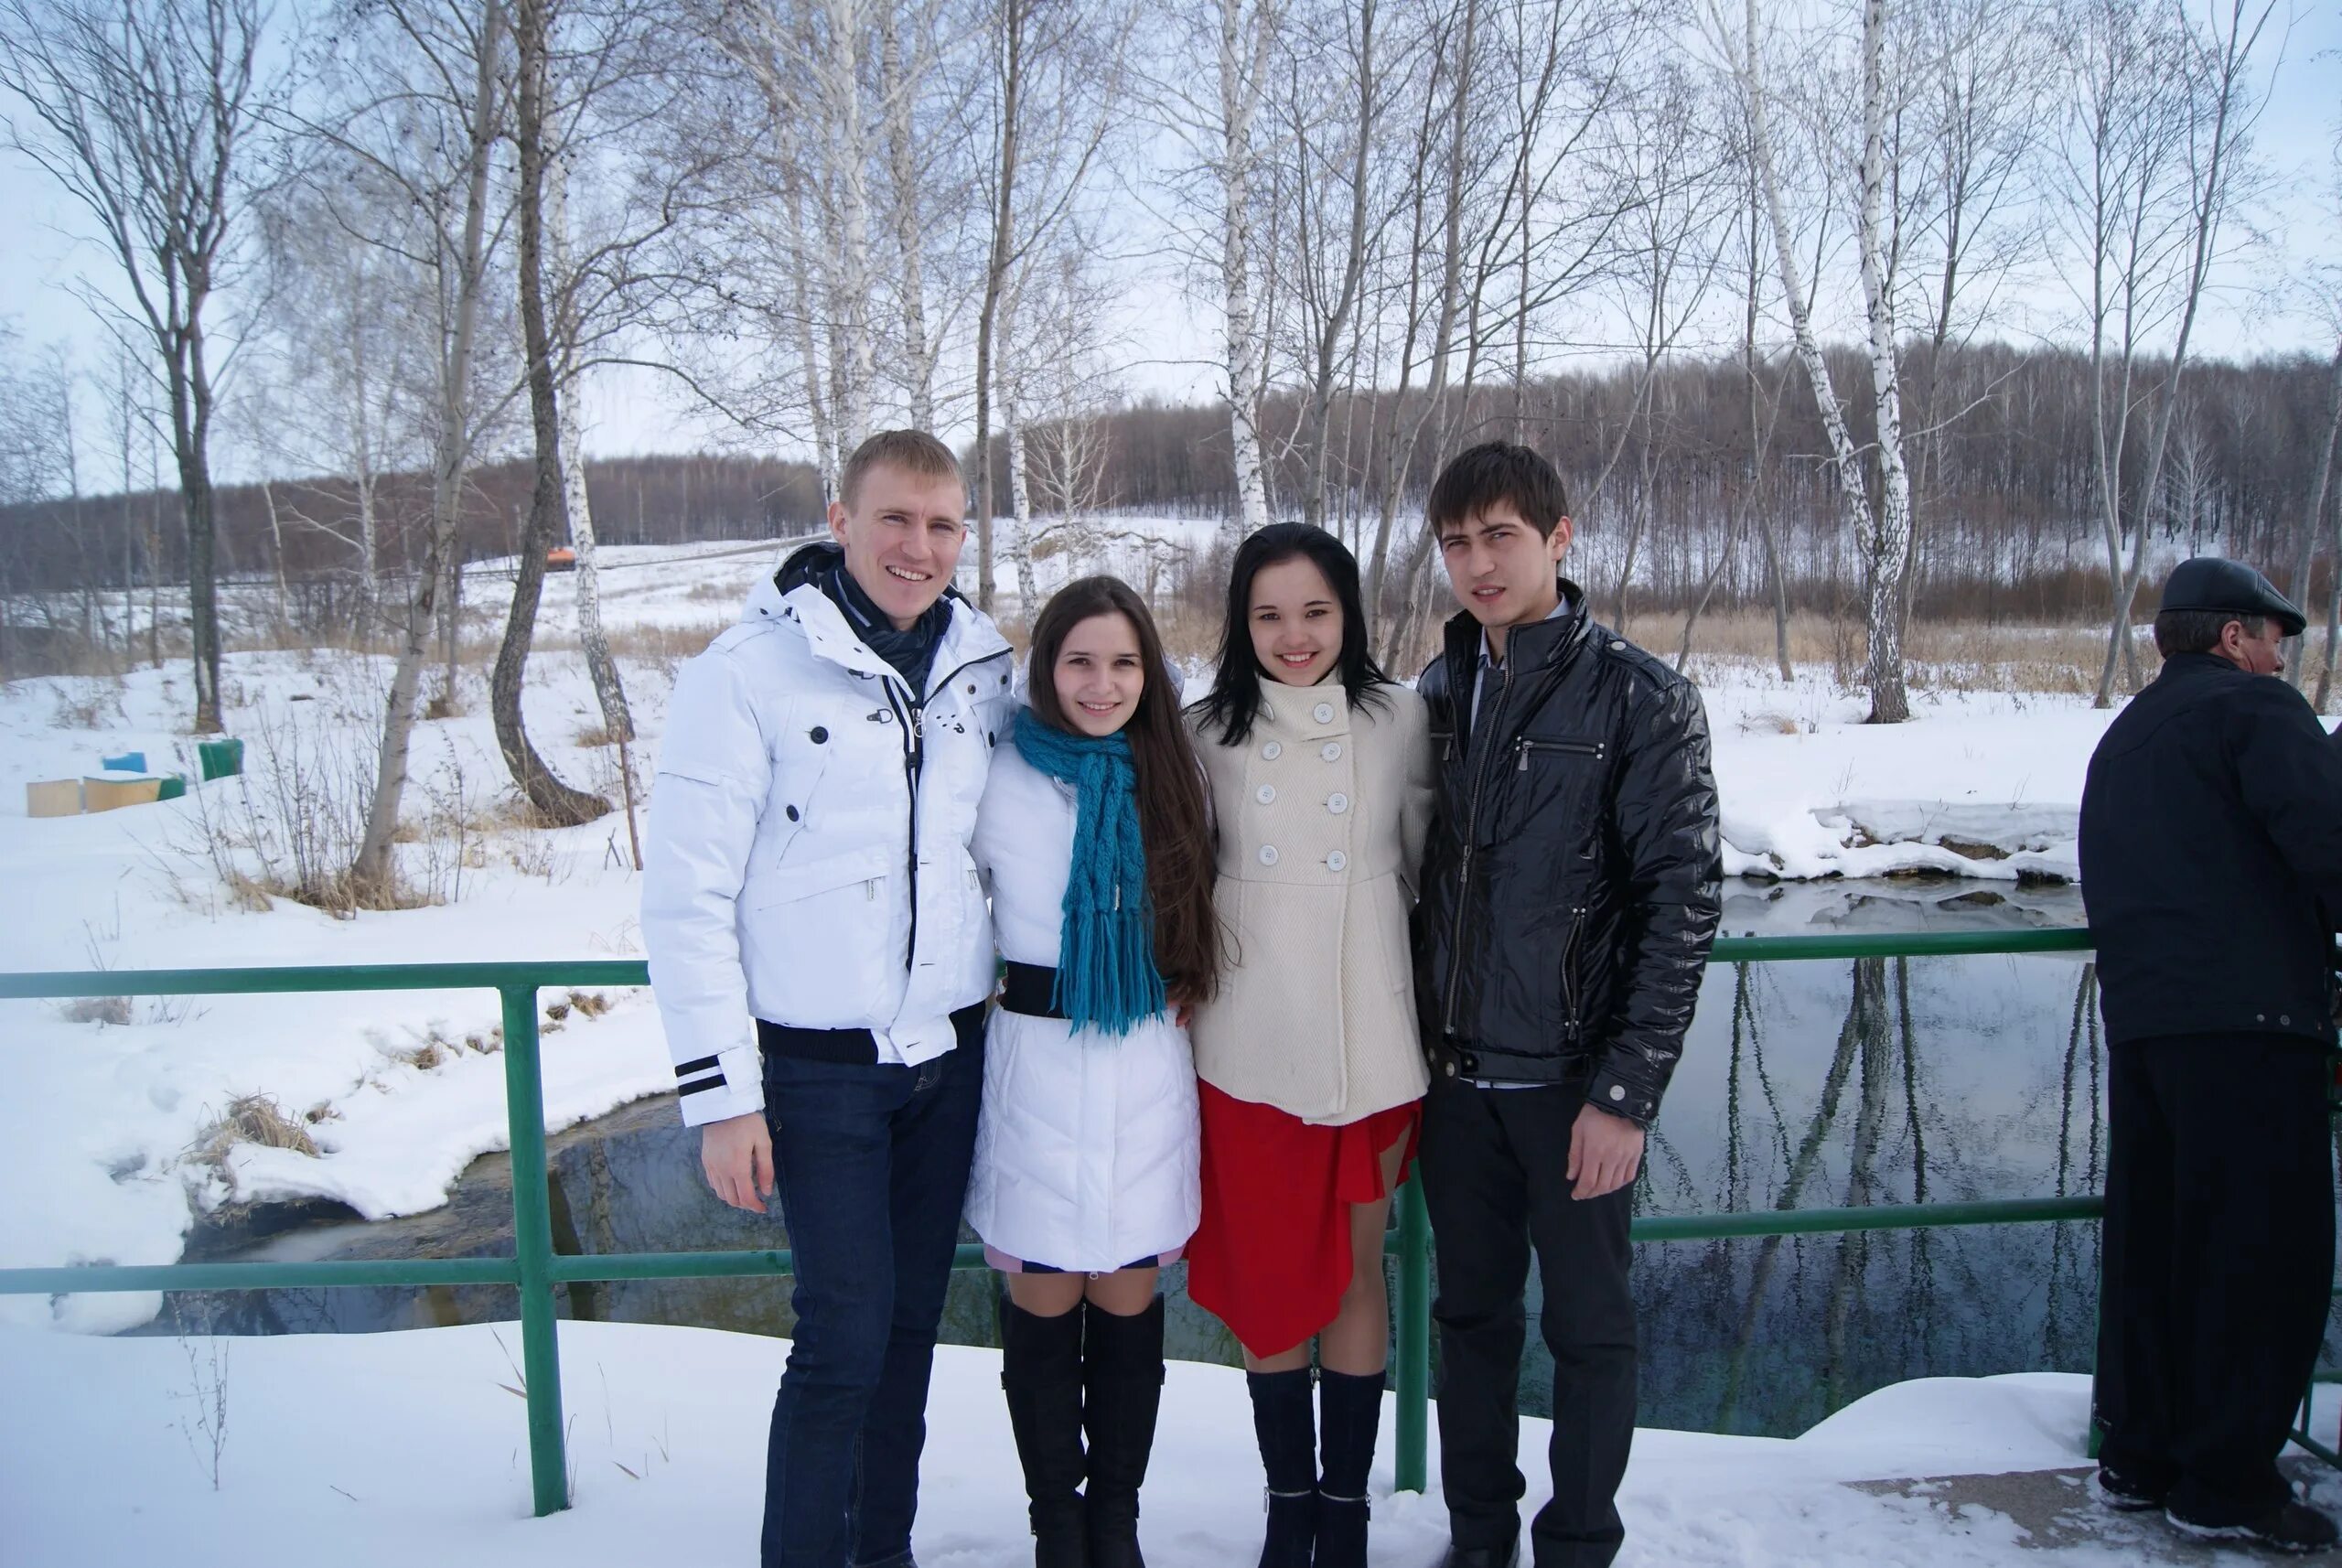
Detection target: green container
<box><xmin>197</xmin><ymin>738</ymin><xmax>243</xmax><ymax>781</ymax></box>
<box><xmin>156</xmin><ymin>775</ymin><xmax>186</xmax><ymax>802</ymax></box>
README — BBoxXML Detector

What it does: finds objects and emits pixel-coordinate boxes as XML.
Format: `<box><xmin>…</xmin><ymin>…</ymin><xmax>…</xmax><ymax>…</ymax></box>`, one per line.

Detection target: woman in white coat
<box><xmin>1183</xmin><ymin>524</ymin><xmax>1435</xmax><ymax>1568</ymax></box>
<box><xmin>965</xmin><ymin>575</ymin><xmax>1220</xmax><ymax>1568</ymax></box>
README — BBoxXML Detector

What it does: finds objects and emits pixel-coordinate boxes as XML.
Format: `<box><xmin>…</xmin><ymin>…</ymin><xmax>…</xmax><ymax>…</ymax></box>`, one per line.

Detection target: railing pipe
<box><xmin>501</xmin><ymin>983</ymin><xmax>570</xmax><ymax>1517</ymax></box>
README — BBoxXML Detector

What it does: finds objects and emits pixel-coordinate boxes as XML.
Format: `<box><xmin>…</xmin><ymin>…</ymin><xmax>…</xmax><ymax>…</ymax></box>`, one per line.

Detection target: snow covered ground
<box><xmin>3</xmin><ymin>1318</ymin><xmax>2331</xmax><ymax>1567</ymax></box>
<box><xmin>0</xmin><ymin>533</ymin><xmax>2295</xmax><ymax>1326</ymax></box>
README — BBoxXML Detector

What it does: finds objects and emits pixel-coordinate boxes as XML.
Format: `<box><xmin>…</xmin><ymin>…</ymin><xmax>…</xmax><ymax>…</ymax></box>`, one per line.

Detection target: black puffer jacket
<box><xmin>2079</xmin><ymin>652</ymin><xmax>2342</xmax><ymax>1047</ymax></box>
<box><xmin>1413</xmin><ymin>586</ymin><xmax>1722</xmax><ymax>1124</ymax></box>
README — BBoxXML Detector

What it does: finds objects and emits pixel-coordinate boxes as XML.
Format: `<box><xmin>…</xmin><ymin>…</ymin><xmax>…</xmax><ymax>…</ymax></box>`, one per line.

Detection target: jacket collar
<box><xmin>1440</xmin><ymin>574</ymin><xmax>1593</xmax><ymax>684</ymax></box>
<box><xmin>744</xmin><ymin>539</ymin><xmax>1007</xmax><ymax>688</ymax></box>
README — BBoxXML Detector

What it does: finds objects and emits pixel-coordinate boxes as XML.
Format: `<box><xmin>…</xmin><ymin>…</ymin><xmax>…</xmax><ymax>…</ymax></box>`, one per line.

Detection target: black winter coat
<box><xmin>2079</xmin><ymin>652</ymin><xmax>2342</xmax><ymax>1047</ymax></box>
<box><xmin>1412</xmin><ymin>589</ymin><xmax>1722</xmax><ymax>1123</ymax></box>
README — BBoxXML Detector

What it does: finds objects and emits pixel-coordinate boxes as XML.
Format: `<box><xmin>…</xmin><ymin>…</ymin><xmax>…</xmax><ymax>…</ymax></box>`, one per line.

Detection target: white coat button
<box><xmin>1321</xmin><ymin>742</ymin><xmax>1342</xmax><ymax>761</ymax></box>
<box><xmin>1258</xmin><ymin>844</ymin><xmax>1280</xmax><ymax>866</ymax></box>
<box><xmin>1256</xmin><ymin>784</ymin><xmax>1277</xmax><ymax>805</ymax></box>
<box><xmin>1313</xmin><ymin>702</ymin><xmax>1335</xmax><ymax>724</ymax></box>
<box><xmin>1262</xmin><ymin>740</ymin><xmax>1283</xmax><ymax>760</ymax></box>
<box><xmin>1326</xmin><ymin>850</ymin><xmax>1348</xmax><ymax>872</ymax></box>
<box><xmin>1327</xmin><ymin>792</ymin><xmax>1349</xmax><ymax>814</ymax></box>
<box><xmin>1609</xmin><ymin>1085</ymin><xmax>1627</xmax><ymax>1102</ymax></box>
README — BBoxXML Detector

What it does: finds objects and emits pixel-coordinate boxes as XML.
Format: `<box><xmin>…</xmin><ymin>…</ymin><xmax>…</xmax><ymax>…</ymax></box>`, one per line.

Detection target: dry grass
<box><xmin>59</xmin><ymin>994</ymin><xmax>133</xmax><ymax>1026</ymax></box>
<box><xmin>187</xmin><ymin>1092</ymin><xmax>321</xmax><ymax>1171</ymax></box>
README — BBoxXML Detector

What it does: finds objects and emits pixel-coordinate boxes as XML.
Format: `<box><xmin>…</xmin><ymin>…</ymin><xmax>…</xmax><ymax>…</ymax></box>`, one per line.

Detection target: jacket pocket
<box><xmin>749</xmin><ymin>843</ymin><xmax>895</xmax><ymax>910</ymax></box>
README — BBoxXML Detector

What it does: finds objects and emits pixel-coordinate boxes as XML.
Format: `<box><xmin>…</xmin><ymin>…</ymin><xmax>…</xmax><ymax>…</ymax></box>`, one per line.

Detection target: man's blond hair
<box><xmin>839</xmin><ymin>430</ymin><xmax>964</xmax><ymax>512</ymax></box>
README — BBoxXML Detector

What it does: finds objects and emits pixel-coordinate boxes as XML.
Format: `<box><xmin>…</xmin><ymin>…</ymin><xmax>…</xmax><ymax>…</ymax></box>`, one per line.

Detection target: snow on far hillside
<box><xmin>1</xmin><ymin>534</ymin><xmax>2304</xmax><ymax>1323</ymax></box>
<box><xmin>6</xmin><ymin>1319</ymin><xmax>2330</xmax><ymax>1566</ymax></box>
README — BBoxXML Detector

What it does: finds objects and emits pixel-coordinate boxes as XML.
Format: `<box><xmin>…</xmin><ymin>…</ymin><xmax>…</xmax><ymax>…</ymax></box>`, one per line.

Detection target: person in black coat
<box><xmin>2079</xmin><ymin>555</ymin><xmax>2342</xmax><ymax>1552</ymax></box>
<box><xmin>1411</xmin><ymin>442</ymin><xmax>1721</xmax><ymax>1568</ymax></box>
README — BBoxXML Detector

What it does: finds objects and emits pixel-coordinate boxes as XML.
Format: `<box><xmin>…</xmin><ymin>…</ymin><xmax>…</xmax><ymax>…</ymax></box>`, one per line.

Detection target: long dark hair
<box><xmin>1027</xmin><ymin>576</ymin><xmax>1220</xmax><ymax>1003</ymax></box>
<box><xmin>1191</xmin><ymin>523</ymin><xmax>1391</xmax><ymax>746</ymax></box>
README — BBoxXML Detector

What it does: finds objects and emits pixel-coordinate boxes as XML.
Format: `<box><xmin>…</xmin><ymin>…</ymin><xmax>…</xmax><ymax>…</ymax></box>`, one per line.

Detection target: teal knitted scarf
<box><xmin>1011</xmin><ymin>706</ymin><xmax>1167</xmax><ymax>1036</ymax></box>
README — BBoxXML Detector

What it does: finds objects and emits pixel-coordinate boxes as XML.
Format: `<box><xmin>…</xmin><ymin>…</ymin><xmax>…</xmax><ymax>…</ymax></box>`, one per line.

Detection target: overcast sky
<box><xmin>2</xmin><ymin>3</ymin><xmax>2335</xmax><ymax>485</ymax></box>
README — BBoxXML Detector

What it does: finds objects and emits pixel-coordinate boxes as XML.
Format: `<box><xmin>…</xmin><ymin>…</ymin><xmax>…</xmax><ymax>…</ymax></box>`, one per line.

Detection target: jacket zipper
<box><xmin>1443</xmin><ymin>655</ymin><xmax>1514</xmax><ymax>1036</ymax></box>
<box><xmin>1517</xmin><ymin>737</ymin><xmax>1605</xmax><ymax>771</ymax></box>
<box><xmin>886</xmin><ymin>646</ymin><xmax>1012</xmax><ymax>976</ymax></box>
<box><xmin>1559</xmin><ymin>906</ymin><xmax>1585</xmax><ymax>1030</ymax></box>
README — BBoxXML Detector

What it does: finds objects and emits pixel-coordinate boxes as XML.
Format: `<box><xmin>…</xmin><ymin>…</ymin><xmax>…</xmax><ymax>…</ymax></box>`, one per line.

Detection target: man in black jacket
<box><xmin>1412</xmin><ymin>443</ymin><xmax>1721</xmax><ymax>1568</ymax></box>
<box><xmin>2079</xmin><ymin>556</ymin><xmax>2342</xmax><ymax>1553</ymax></box>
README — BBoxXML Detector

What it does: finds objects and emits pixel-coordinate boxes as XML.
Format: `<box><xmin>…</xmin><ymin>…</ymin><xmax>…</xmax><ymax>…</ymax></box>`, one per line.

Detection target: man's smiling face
<box><xmin>829</xmin><ymin>462</ymin><xmax>968</xmax><ymax>630</ymax></box>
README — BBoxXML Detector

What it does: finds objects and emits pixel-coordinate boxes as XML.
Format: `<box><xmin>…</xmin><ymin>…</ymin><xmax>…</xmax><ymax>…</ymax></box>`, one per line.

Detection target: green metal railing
<box><xmin>6</xmin><ymin>927</ymin><xmax>2302</xmax><ymax>1520</ymax></box>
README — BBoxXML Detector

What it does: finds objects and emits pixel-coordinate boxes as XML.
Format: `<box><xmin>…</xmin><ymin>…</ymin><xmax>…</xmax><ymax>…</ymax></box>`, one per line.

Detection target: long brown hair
<box><xmin>1027</xmin><ymin>576</ymin><xmax>1220</xmax><ymax>1003</ymax></box>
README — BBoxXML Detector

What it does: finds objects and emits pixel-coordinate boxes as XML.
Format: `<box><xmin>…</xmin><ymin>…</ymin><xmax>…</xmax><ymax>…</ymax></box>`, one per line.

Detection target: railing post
<box><xmin>1394</xmin><ymin>1173</ymin><xmax>1431</xmax><ymax>1494</ymax></box>
<box><xmin>501</xmin><ymin>983</ymin><xmax>569</xmax><ymax>1516</ymax></box>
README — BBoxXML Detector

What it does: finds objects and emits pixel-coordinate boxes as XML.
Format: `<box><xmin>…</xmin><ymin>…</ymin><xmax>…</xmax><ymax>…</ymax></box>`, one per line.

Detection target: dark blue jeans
<box><xmin>760</xmin><ymin>1022</ymin><xmax>984</xmax><ymax>1568</ymax></box>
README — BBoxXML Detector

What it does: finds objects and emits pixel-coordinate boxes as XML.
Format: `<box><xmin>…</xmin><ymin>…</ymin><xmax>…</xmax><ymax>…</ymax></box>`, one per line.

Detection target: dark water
<box><xmin>142</xmin><ymin>878</ymin><xmax>2292</xmax><ymax>1439</ymax></box>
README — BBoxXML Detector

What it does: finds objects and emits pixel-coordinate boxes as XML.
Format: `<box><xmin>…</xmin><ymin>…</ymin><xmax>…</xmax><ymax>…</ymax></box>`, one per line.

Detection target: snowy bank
<box><xmin>7</xmin><ymin>1319</ymin><xmax>2325</xmax><ymax>1567</ymax></box>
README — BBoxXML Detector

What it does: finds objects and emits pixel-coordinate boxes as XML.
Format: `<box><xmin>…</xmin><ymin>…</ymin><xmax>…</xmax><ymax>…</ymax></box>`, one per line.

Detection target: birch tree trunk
<box><xmin>973</xmin><ymin>0</ymin><xmax>1026</xmax><ymax>612</ymax></box>
<box><xmin>1855</xmin><ymin>0</ymin><xmax>1913</xmax><ymax>723</ymax></box>
<box><xmin>880</xmin><ymin>7</ymin><xmax>937</xmax><ymax>430</ymax></box>
<box><xmin>550</xmin><ymin>140</ymin><xmax>632</xmax><ymax>748</ymax></box>
<box><xmin>352</xmin><ymin>0</ymin><xmax>504</xmax><ymax>900</ymax></box>
<box><xmin>1740</xmin><ymin>0</ymin><xmax>1898</xmax><ymax>719</ymax></box>
<box><xmin>1218</xmin><ymin>0</ymin><xmax>1273</xmax><ymax>546</ymax></box>
<box><xmin>2285</xmin><ymin>341</ymin><xmax>2341</xmax><ymax>691</ymax></box>
<box><xmin>494</xmin><ymin>0</ymin><xmax>609</xmax><ymax>827</ymax></box>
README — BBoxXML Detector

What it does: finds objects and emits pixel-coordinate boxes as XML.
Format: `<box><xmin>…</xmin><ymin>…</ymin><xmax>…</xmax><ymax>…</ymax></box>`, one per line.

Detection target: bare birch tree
<box><xmin>0</xmin><ymin>0</ymin><xmax>267</xmax><ymax>732</ymax></box>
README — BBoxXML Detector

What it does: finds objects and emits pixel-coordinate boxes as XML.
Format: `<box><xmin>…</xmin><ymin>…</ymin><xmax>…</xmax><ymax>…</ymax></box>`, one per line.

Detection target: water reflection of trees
<box><xmin>1628</xmin><ymin>957</ymin><xmax>2108</xmax><ymax>1436</ymax></box>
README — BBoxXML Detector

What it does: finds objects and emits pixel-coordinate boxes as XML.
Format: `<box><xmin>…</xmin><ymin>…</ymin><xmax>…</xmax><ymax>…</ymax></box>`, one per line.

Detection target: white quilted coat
<box><xmin>962</xmin><ymin>739</ymin><xmax>1201</xmax><ymax>1271</ymax></box>
<box><xmin>641</xmin><ymin>546</ymin><xmax>1015</xmax><ymax>1127</ymax></box>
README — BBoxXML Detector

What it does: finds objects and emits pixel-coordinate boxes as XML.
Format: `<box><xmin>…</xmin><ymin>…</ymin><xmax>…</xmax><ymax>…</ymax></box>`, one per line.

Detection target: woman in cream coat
<box><xmin>1183</xmin><ymin>524</ymin><xmax>1435</xmax><ymax>1568</ymax></box>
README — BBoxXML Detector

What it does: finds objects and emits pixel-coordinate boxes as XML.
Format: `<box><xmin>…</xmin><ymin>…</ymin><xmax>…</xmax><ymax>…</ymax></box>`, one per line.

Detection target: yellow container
<box><xmin>27</xmin><ymin>779</ymin><xmax>82</xmax><ymax>817</ymax></box>
<box><xmin>83</xmin><ymin>776</ymin><xmax>163</xmax><ymax>812</ymax></box>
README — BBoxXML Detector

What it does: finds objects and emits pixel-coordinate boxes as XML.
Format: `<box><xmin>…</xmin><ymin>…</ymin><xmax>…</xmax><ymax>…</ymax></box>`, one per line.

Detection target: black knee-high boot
<box><xmin>1081</xmin><ymin>1295</ymin><xmax>1166</xmax><ymax>1568</ymax></box>
<box><xmin>1002</xmin><ymin>1299</ymin><xmax>1090</xmax><ymax>1568</ymax></box>
<box><xmin>1314</xmin><ymin>1369</ymin><xmax>1384</xmax><ymax>1568</ymax></box>
<box><xmin>1246</xmin><ymin>1368</ymin><xmax>1317</xmax><ymax>1568</ymax></box>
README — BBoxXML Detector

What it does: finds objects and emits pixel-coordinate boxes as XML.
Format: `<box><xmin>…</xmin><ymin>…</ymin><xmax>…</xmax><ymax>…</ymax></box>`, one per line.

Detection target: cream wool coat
<box><xmin>1186</xmin><ymin>682</ymin><xmax>1437</xmax><ymax>1125</ymax></box>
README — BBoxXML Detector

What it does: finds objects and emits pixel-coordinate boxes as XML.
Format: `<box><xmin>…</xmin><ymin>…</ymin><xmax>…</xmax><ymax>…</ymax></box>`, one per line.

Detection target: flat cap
<box><xmin>2158</xmin><ymin>556</ymin><xmax>2305</xmax><ymax>638</ymax></box>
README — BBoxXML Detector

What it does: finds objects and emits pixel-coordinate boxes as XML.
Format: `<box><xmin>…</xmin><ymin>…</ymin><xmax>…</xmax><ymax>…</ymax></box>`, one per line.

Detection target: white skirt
<box><xmin>964</xmin><ymin>1004</ymin><xmax>1201</xmax><ymax>1273</ymax></box>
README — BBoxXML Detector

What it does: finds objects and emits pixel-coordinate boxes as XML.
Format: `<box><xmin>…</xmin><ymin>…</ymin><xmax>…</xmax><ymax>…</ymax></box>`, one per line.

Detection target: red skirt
<box><xmin>1185</xmin><ymin>1081</ymin><xmax>1423</xmax><ymax>1359</ymax></box>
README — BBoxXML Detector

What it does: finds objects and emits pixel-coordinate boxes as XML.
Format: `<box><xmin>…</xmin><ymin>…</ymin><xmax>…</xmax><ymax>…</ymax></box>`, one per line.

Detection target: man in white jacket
<box><xmin>642</xmin><ymin>430</ymin><xmax>1015</xmax><ymax>1568</ymax></box>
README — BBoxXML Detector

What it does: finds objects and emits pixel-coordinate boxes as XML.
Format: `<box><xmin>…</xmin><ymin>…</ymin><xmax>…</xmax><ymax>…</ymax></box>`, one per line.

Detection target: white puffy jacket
<box><xmin>641</xmin><ymin>543</ymin><xmax>1015</xmax><ymax>1127</ymax></box>
<box><xmin>962</xmin><ymin>741</ymin><xmax>1201</xmax><ymax>1271</ymax></box>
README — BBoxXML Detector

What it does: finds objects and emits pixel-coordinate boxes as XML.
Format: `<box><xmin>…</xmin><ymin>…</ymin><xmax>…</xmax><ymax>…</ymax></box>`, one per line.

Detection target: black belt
<box><xmin>757</xmin><ymin>1001</ymin><xmax>986</xmax><ymax>1066</ymax></box>
<box><xmin>1001</xmin><ymin>961</ymin><xmax>1069</xmax><ymax>1020</ymax></box>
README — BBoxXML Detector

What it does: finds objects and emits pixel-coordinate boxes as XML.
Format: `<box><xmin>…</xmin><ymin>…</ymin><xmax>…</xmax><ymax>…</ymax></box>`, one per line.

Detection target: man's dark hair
<box><xmin>839</xmin><ymin>429</ymin><xmax>963</xmax><ymax>510</ymax></box>
<box><xmin>1426</xmin><ymin>441</ymin><xmax>1570</xmax><ymax>541</ymax></box>
<box><xmin>2154</xmin><ymin>608</ymin><xmax>2265</xmax><ymax>658</ymax></box>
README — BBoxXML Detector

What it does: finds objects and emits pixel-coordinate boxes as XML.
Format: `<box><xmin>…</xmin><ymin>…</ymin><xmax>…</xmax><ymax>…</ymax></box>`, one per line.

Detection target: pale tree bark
<box><xmin>351</xmin><ymin>0</ymin><xmax>510</xmax><ymax>899</ymax></box>
<box><xmin>1735</xmin><ymin>0</ymin><xmax>1897</xmax><ymax>717</ymax></box>
<box><xmin>2284</xmin><ymin>340</ymin><xmax>2341</xmax><ymax>693</ymax></box>
<box><xmin>497</xmin><ymin>0</ymin><xmax>611</xmax><ymax>826</ymax></box>
<box><xmin>879</xmin><ymin>4</ymin><xmax>940</xmax><ymax>429</ymax></box>
<box><xmin>548</xmin><ymin>140</ymin><xmax>631</xmax><ymax>751</ymax></box>
<box><xmin>1289</xmin><ymin>0</ymin><xmax>1380</xmax><ymax>533</ymax></box>
<box><xmin>818</xmin><ymin>0</ymin><xmax>876</xmax><ymax>452</ymax></box>
<box><xmin>0</xmin><ymin>0</ymin><xmax>263</xmax><ymax>733</ymax></box>
<box><xmin>973</xmin><ymin>0</ymin><xmax>1028</xmax><ymax>612</ymax></box>
<box><xmin>1854</xmin><ymin>0</ymin><xmax>1915</xmax><ymax>723</ymax></box>
<box><xmin>1217</xmin><ymin>0</ymin><xmax>1275</xmax><ymax>547</ymax></box>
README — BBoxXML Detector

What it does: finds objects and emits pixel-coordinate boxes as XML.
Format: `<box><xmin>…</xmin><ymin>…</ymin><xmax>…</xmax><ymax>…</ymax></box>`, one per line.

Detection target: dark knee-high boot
<box><xmin>1081</xmin><ymin>1295</ymin><xmax>1166</xmax><ymax>1568</ymax></box>
<box><xmin>1246</xmin><ymin>1368</ymin><xmax>1317</xmax><ymax>1568</ymax></box>
<box><xmin>1314</xmin><ymin>1369</ymin><xmax>1384</xmax><ymax>1568</ymax></box>
<box><xmin>1002</xmin><ymin>1299</ymin><xmax>1090</xmax><ymax>1568</ymax></box>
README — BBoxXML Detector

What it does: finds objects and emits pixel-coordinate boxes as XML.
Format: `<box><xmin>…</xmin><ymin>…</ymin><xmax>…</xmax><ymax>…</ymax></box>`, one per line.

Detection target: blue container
<box><xmin>101</xmin><ymin>752</ymin><xmax>146</xmax><ymax>773</ymax></box>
